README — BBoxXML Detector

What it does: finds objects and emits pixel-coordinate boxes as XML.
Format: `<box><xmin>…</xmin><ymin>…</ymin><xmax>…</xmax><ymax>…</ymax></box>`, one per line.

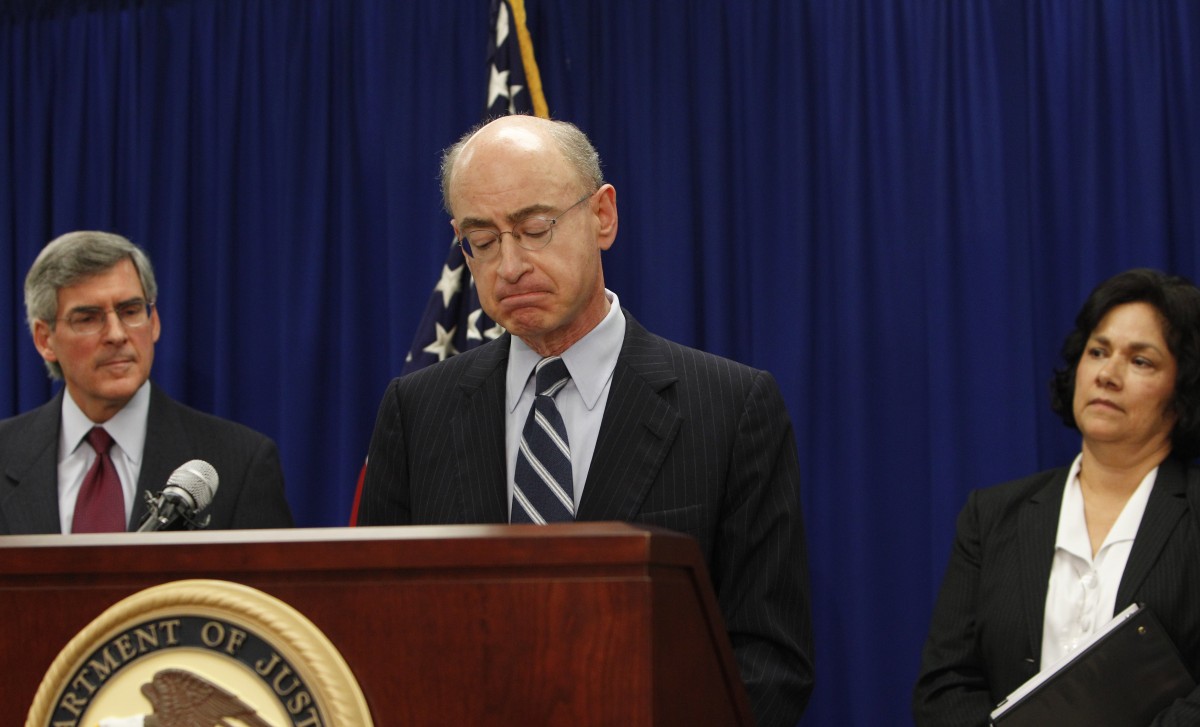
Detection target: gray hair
<box><xmin>24</xmin><ymin>231</ymin><xmax>158</xmax><ymax>379</ymax></box>
<box><xmin>439</xmin><ymin>116</ymin><xmax>605</xmax><ymax>215</ymax></box>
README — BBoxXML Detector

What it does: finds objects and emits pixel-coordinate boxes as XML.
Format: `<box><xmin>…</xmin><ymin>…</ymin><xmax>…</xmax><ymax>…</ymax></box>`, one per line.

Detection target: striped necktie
<box><xmin>511</xmin><ymin>356</ymin><xmax>575</xmax><ymax>523</ymax></box>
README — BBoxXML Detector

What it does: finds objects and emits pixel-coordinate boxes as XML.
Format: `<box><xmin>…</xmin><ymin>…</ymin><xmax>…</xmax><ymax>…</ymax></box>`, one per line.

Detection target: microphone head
<box><xmin>164</xmin><ymin>460</ymin><xmax>219</xmax><ymax>511</ymax></box>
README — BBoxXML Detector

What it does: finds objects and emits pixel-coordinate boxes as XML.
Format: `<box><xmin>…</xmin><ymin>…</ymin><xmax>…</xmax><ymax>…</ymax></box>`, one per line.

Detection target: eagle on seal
<box><xmin>137</xmin><ymin>668</ymin><xmax>275</xmax><ymax>727</ymax></box>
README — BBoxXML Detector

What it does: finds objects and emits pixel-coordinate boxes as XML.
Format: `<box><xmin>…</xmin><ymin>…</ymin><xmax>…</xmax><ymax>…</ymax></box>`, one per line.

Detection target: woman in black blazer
<box><xmin>914</xmin><ymin>269</ymin><xmax>1200</xmax><ymax>726</ymax></box>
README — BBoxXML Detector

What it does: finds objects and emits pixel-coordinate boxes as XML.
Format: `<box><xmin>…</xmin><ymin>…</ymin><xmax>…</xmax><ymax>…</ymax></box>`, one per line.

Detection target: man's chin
<box><xmin>496</xmin><ymin>309</ymin><xmax>547</xmax><ymax>336</ymax></box>
<box><xmin>94</xmin><ymin>377</ymin><xmax>147</xmax><ymax>403</ymax></box>
<box><xmin>501</xmin><ymin>319</ymin><xmax>549</xmax><ymax>345</ymax></box>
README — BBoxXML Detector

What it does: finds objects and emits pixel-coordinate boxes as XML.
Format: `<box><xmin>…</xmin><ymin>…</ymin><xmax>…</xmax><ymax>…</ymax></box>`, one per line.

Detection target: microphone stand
<box><xmin>136</xmin><ymin>491</ymin><xmax>212</xmax><ymax>532</ymax></box>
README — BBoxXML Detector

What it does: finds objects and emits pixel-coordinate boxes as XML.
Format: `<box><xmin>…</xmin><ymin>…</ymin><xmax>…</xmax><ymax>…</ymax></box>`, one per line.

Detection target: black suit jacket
<box><xmin>358</xmin><ymin>310</ymin><xmax>814</xmax><ymax>726</ymax></box>
<box><xmin>0</xmin><ymin>382</ymin><xmax>293</xmax><ymax>533</ymax></box>
<box><xmin>914</xmin><ymin>457</ymin><xmax>1200</xmax><ymax>726</ymax></box>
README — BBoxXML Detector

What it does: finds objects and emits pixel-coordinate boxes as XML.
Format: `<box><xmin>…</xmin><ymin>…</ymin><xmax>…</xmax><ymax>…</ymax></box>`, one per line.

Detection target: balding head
<box><xmin>440</xmin><ymin>116</ymin><xmax>604</xmax><ymax>216</ymax></box>
<box><xmin>437</xmin><ymin>115</ymin><xmax>618</xmax><ymax>357</ymax></box>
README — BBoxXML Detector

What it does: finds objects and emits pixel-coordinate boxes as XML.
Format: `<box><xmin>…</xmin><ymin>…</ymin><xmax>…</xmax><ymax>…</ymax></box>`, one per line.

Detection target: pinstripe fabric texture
<box><xmin>511</xmin><ymin>356</ymin><xmax>575</xmax><ymax>523</ymax></box>
<box><xmin>0</xmin><ymin>383</ymin><xmax>293</xmax><ymax>533</ymax></box>
<box><xmin>914</xmin><ymin>457</ymin><xmax>1200</xmax><ymax>726</ymax></box>
<box><xmin>359</xmin><ymin>309</ymin><xmax>814</xmax><ymax>726</ymax></box>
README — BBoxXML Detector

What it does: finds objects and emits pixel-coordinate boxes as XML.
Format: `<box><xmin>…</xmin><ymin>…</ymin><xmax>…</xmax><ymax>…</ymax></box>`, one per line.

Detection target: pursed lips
<box><xmin>97</xmin><ymin>355</ymin><xmax>135</xmax><ymax>369</ymax></box>
<box><xmin>499</xmin><ymin>289</ymin><xmax>547</xmax><ymax>305</ymax></box>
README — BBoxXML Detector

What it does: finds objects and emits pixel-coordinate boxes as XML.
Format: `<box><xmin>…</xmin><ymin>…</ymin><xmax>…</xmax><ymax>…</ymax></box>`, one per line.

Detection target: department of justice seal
<box><xmin>26</xmin><ymin>580</ymin><xmax>373</xmax><ymax>727</ymax></box>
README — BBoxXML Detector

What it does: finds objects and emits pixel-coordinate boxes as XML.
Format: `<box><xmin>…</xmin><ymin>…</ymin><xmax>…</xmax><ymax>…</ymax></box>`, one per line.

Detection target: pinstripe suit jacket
<box><xmin>0</xmin><ymin>382</ymin><xmax>293</xmax><ymax>533</ymax></box>
<box><xmin>913</xmin><ymin>457</ymin><xmax>1200</xmax><ymax>726</ymax></box>
<box><xmin>359</xmin><ymin>309</ymin><xmax>813</xmax><ymax>726</ymax></box>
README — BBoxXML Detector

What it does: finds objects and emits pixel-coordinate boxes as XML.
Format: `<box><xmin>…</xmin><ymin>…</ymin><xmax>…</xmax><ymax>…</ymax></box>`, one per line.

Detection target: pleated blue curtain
<box><xmin>1</xmin><ymin>0</ymin><xmax>489</xmax><ymax>527</ymax></box>
<box><xmin>3</xmin><ymin>1</ymin><xmax>1199</xmax><ymax>723</ymax></box>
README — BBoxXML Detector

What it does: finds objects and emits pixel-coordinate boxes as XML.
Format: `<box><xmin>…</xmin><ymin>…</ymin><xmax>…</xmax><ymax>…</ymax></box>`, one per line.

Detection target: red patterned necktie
<box><xmin>71</xmin><ymin>427</ymin><xmax>127</xmax><ymax>533</ymax></box>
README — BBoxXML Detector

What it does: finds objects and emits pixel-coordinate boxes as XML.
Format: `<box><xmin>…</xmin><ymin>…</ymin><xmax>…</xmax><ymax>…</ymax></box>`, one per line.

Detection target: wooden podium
<box><xmin>0</xmin><ymin>522</ymin><xmax>752</xmax><ymax>725</ymax></box>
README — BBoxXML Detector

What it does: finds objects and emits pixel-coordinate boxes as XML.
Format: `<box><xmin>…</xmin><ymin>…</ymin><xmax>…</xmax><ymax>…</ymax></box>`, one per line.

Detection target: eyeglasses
<box><xmin>458</xmin><ymin>192</ymin><xmax>594</xmax><ymax>261</ymax></box>
<box><xmin>58</xmin><ymin>299</ymin><xmax>154</xmax><ymax>335</ymax></box>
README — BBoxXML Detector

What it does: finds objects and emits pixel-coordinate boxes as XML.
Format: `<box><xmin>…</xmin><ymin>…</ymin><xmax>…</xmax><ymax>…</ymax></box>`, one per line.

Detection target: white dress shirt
<box><xmin>57</xmin><ymin>381</ymin><xmax>151</xmax><ymax>532</ymax></box>
<box><xmin>1040</xmin><ymin>453</ymin><xmax>1156</xmax><ymax>668</ymax></box>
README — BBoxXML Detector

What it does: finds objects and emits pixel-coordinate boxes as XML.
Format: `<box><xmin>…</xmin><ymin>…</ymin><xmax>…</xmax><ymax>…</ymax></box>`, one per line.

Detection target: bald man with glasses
<box><xmin>357</xmin><ymin>116</ymin><xmax>814</xmax><ymax>726</ymax></box>
<box><xmin>0</xmin><ymin>231</ymin><xmax>292</xmax><ymax>534</ymax></box>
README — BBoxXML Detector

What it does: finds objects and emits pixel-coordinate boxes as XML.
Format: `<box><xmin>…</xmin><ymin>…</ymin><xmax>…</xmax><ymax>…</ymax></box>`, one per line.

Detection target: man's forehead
<box><xmin>57</xmin><ymin>261</ymin><xmax>145</xmax><ymax>303</ymax></box>
<box><xmin>451</xmin><ymin>172</ymin><xmax>575</xmax><ymax>220</ymax></box>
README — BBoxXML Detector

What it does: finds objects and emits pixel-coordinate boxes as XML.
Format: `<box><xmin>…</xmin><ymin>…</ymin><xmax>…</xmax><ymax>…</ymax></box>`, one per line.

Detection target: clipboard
<box><xmin>991</xmin><ymin>603</ymin><xmax>1195</xmax><ymax>726</ymax></box>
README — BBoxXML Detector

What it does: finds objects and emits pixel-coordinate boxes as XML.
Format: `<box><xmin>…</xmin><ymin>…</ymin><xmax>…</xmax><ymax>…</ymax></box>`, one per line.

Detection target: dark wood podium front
<box><xmin>0</xmin><ymin>522</ymin><xmax>752</xmax><ymax>725</ymax></box>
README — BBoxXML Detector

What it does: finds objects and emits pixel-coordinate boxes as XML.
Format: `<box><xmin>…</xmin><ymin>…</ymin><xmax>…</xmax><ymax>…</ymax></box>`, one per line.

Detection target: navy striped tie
<box><xmin>512</xmin><ymin>356</ymin><xmax>575</xmax><ymax>523</ymax></box>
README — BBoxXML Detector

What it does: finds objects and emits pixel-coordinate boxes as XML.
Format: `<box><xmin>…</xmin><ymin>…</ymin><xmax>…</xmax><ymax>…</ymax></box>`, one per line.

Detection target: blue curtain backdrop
<box><xmin>3</xmin><ymin>1</ymin><xmax>1199</xmax><ymax>723</ymax></box>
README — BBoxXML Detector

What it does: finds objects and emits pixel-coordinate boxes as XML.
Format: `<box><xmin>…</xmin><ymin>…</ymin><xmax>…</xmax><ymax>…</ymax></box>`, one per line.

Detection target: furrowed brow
<box><xmin>458</xmin><ymin>204</ymin><xmax>558</xmax><ymax>230</ymax></box>
<box><xmin>506</xmin><ymin>204</ymin><xmax>556</xmax><ymax>222</ymax></box>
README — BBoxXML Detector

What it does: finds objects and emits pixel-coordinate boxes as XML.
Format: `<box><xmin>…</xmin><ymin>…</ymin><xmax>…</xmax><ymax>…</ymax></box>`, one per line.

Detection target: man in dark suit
<box><xmin>0</xmin><ymin>231</ymin><xmax>292</xmax><ymax>534</ymax></box>
<box><xmin>356</xmin><ymin>115</ymin><xmax>813</xmax><ymax>725</ymax></box>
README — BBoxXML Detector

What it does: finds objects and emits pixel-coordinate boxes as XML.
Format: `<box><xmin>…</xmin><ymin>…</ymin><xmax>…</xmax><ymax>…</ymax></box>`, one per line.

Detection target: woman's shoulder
<box><xmin>1182</xmin><ymin>459</ymin><xmax>1200</xmax><ymax>481</ymax></box>
<box><xmin>1173</xmin><ymin>458</ymin><xmax>1200</xmax><ymax>496</ymax></box>
<box><xmin>969</xmin><ymin>465</ymin><xmax>1071</xmax><ymax>511</ymax></box>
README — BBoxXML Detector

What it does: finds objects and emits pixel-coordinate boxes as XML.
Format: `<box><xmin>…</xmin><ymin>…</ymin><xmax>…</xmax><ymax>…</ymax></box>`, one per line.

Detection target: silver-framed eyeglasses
<box><xmin>58</xmin><ymin>299</ymin><xmax>155</xmax><ymax>335</ymax></box>
<box><xmin>459</xmin><ymin>192</ymin><xmax>594</xmax><ymax>261</ymax></box>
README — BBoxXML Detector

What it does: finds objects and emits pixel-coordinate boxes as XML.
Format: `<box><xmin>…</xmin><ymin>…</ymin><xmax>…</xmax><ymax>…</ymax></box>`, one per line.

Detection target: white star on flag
<box><xmin>422</xmin><ymin>322</ymin><xmax>459</xmax><ymax>362</ymax></box>
<box><xmin>487</xmin><ymin>65</ymin><xmax>512</xmax><ymax>109</ymax></box>
<box><xmin>434</xmin><ymin>260</ymin><xmax>464</xmax><ymax>307</ymax></box>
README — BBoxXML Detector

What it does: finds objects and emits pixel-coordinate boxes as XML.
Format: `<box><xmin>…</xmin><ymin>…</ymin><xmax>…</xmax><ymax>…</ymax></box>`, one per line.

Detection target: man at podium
<box><xmin>357</xmin><ymin>115</ymin><xmax>814</xmax><ymax>726</ymax></box>
<box><xmin>0</xmin><ymin>231</ymin><xmax>293</xmax><ymax>534</ymax></box>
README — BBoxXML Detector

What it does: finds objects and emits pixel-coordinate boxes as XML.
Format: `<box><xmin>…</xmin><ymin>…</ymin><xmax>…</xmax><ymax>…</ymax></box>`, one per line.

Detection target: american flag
<box><xmin>352</xmin><ymin>0</ymin><xmax>548</xmax><ymax>522</ymax></box>
<box><xmin>399</xmin><ymin>0</ymin><xmax>548</xmax><ymax>375</ymax></box>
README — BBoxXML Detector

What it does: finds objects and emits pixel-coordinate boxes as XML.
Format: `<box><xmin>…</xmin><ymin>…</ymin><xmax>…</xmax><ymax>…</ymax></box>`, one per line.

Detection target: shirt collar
<box><xmin>507</xmin><ymin>290</ymin><xmax>625</xmax><ymax>412</ymax></box>
<box><xmin>1056</xmin><ymin>453</ymin><xmax>1159</xmax><ymax>560</ymax></box>
<box><xmin>59</xmin><ymin>381</ymin><xmax>151</xmax><ymax>464</ymax></box>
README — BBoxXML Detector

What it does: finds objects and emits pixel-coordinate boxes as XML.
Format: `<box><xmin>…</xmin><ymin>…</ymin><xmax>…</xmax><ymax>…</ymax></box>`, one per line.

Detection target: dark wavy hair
<box><xmin>1050</xmin><ymin>268</ymin><xmax>1200</xmax><ymax>461</ymax></box>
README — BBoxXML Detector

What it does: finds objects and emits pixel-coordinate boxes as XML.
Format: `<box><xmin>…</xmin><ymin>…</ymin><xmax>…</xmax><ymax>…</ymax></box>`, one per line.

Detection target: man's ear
<box><xmin>150</xmin><ymin>305</ymin><xmax>161</xmax><ymax>343</ymax></box>
<box><xmin>594</xmin><ymin>184</ymin><xmax>618</xmax><ymax>251</ymax></box>
<box><xmin>32</xmin><ymin>319</ymin><xmax>58</xmax><ymax>364</ymax></box>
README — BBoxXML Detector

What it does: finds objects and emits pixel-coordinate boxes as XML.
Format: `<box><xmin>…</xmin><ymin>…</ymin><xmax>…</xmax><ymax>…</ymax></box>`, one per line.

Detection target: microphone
<box><xmin>137</xmin><ymin>460</ymin><xmax>219</xmax><ymax>532</ymax></box>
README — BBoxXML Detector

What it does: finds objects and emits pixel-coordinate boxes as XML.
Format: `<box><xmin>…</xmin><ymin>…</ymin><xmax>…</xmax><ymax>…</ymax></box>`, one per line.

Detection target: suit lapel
<box><xmin>577</xmin><ymin>313</ymin><xmax>682</xmax><ymax>521</ymax></box>
<box><xmin>0</xmin><ymin>393</ymin><xmax>66</xmax><ymax>533</ymax></box>
<box><xmin>1017</xmin><ymin>470</ymin><xmax>1066</xmax><ymax>662</ymax></box>
<box><xmin>1116</xmin><ymin>456</ymin><xmax>1190</xmax><ymax>604</ymax></box>
<box><xmin>1011</xmin><ymin>460</ymin><xmax>1189</xmax><ymax>657</ymax></box>
<box><xmin>132</xmin><ymin>384</ymin><xmax>191</xmax><ymax>529</ymax></box>
<box><xmin>451</xmin><ymin>338</ymin><xmax>511</xmax><ymax>523</ymax></box>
